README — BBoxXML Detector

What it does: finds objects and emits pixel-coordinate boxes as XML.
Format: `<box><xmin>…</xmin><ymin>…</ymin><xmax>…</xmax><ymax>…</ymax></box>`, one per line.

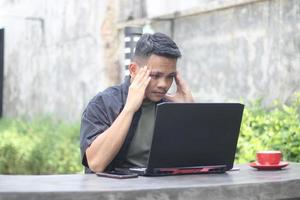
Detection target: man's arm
<box><xmin>86</xmin><ymin>66</ymin><xmax>151</xmax><ymax>172</ymax></box>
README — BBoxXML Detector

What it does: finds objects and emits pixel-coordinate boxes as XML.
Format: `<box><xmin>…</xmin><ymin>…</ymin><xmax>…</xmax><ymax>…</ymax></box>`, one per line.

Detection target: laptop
<box><xmin>121</xmin><ymin>102</ymin><xmax>244</xmax><ymax>176</ymax></box>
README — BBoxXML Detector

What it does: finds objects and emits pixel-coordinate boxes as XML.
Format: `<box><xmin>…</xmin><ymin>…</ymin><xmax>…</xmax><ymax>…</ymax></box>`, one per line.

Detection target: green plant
<box><xmin>0</xmin><ymin>117</ymin><xmax>82</xmax><ymax>174</ymax></box>
<box><xmin>1</xmin><ymin>94</ymin><xmax>299</xmax><ymax>174</ymax></box>
<box><xmin>236</xmin><ymin>93</ymin><xmax>300</xmax><ymax>163</ymax></box>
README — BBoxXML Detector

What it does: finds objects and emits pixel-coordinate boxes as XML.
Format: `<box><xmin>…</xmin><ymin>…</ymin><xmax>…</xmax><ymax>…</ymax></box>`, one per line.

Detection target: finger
<box><xmin>134</xmin><ymin>66</ymin><xmax>147</xmax><ymax>81</ymax></box>
<box><xmin>143</xmin><ymin>76</ymin><xmax>151</xmax><ymax>88</ymax></box>
<box><xmin>164</xmin><ymin>94</ymin><xmax>176</xmax><ymax>102</ymax></box>
<box><xmin>175</xmin><ymin>72</ymin><xmax>187</xmax><ymax>91</ymax></box>
<box><xmin>135</xmin><ymin>67</ymin><xmax>149</xmax><ymax>87</ymax></box>
<box><xmin>140</xmin><ymin>69</ymin><xmax>151</xmax><ymax>88</ymax></box>
<box><xmin>172</xmin><ymin>72</ymin><xmax>180</xmax><ymax>90</ymax></box>
<box><xmin>132</xmin><ymin>66</ymin><xmax>147</xmax><ymax>84</ymax></box>
<box><xmin>132</xmin><ymin>68</ymin><xmax>150</xmax><ymax>90</ymax></box>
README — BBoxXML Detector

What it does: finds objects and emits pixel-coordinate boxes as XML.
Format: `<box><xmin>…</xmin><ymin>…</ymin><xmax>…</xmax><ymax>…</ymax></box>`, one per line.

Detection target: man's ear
<box><xmin>129</xmin><ymin>62</ymin><xmax>139</xmax><ymax>78</ymax></box>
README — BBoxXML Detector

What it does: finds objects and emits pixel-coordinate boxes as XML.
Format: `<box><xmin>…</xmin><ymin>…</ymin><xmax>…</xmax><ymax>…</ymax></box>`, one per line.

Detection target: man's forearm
<box><xmin>86</xmin><ymin>66</ymin><xmax>151</xmax><ymax>172</ymax></box>
<box><xmin>86</xmin><ymin>108</ymin><xmax>135</xmax><ymax>172</ymax></box>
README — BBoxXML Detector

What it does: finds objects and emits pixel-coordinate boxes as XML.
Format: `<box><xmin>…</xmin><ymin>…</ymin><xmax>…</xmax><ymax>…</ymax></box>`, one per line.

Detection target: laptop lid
<box><xmin>147</xmin><ymin>103</ymin><xmax>244</xmax><ymax>172</ymax></box>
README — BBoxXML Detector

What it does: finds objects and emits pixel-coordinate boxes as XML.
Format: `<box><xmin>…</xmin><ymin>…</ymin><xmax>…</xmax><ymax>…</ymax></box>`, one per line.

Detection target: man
<box><xmin>80</xmin><ymin>33</ymin><xmax>194</xmax><ymax>173</ymax></box>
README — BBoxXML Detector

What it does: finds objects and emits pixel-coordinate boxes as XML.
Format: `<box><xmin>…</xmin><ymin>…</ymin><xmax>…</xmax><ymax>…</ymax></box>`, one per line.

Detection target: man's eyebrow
<box><xmin>150</xmin><ymin>71</ymin><xmax>163</xmax><ymax>75</ymax></box>
<box><xmin>168</xmin><ymin>72</ymin><xmax>177</xmax><ymax>76</ymax></box>
<box><xmin>150</xmin><ymin>71</ymin><xmax>177</xmax><ymax>76</ymax></box>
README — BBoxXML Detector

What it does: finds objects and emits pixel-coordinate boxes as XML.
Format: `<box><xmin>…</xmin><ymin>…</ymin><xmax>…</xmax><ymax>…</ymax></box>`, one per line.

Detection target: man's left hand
<box><xmin>164</xmin><ymin>72</ymin><xmax>194</xmax><ymax>103</ymax></box>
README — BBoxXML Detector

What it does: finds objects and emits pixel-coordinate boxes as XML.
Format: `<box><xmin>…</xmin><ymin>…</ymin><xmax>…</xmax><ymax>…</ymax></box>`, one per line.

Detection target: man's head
<box><xmin>129</xmin><ymin>33</ymin><xmax>181</xmax><ymax>102</ymax></box>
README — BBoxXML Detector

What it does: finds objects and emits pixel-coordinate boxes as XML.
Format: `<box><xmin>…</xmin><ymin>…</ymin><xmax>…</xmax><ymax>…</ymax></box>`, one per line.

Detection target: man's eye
<box><xmin>167</xmin><ymin>75</ymin><xmax>175</xmax><ymax>79</ymax></box>
<box><xmin>150</xmin><ymin>74</ymin><xmax>160</xmax><ymax>79</ymax></box>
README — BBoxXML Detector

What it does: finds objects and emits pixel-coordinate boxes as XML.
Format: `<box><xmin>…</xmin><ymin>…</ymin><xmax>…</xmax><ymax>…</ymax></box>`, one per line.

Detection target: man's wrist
<box><xmin>122</xmin><ymin>106</ymin><xmax>136</xmax><ymax>116</ymax></box>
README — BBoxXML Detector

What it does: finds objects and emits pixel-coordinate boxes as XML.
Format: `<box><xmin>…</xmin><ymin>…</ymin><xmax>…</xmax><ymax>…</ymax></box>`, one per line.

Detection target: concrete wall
<box><xmin>173</xmin><ymin>0</ymin><xmax>300</xmax><ymax>103</ymax></box>
<box><xmin>121</xmin><ymin>0</ymin><xmax>300</xmax><ymax>104</ymax></box>
<box><xmin>0</xmin><ymin>0</ymin><xmax>113</xmax><ymax>121</ymax></box>
<box><xmin>1</xmin><ymin>0</ymin><xmax>299</xmax><ymax>121</ymax></box>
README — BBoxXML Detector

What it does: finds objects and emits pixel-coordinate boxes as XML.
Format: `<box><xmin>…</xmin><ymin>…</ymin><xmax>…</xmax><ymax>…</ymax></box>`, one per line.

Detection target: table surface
<box><xmin>1</xmin><ymin>163</ymin><xmax>300</xmax><ymax>200</ymax></box>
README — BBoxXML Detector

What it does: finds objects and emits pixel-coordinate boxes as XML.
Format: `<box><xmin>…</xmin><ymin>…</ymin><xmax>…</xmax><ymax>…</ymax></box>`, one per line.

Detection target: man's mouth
<box><xmin>152</xmin><ymin>91</ymin><xmax>166</xmax><ymax>96</ymax></box>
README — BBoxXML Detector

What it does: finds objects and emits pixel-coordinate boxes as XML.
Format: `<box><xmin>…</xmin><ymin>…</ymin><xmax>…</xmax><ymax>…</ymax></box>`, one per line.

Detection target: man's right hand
<box><xmin>124</xmin><ymin>66</ymin><xmax>151</xmax><ymax>113</ymax></box>
<box><xmin>86</xmin><ymin>66</ymin><xmax>151</xmax><ymax>173</ymax></box>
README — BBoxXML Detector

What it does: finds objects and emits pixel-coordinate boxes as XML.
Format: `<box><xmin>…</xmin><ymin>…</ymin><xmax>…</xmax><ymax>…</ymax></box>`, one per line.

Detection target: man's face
<box><xmin>143</xmin><ymin>54</ymin><xmax>177</xmax><ymax>102</ymax></box>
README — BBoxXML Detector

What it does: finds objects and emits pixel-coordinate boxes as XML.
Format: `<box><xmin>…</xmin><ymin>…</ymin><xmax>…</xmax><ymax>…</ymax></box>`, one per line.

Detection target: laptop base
<box><xmin>126</xmin><ymin>165</ymin><xmax>227</xmax><ymax>176</ymax></box>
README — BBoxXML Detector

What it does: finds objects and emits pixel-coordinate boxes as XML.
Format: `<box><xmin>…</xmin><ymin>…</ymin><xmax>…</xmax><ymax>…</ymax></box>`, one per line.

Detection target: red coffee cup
<box><xmin>256</xmin><ymin>150</ymin><xmax>282</xmax><ymax>165</ymax></box>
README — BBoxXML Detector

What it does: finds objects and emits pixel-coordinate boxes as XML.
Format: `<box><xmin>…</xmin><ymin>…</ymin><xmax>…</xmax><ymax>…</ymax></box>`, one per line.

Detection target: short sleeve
<box><xmin>80</xmin><ymin>100</ymin><xmax>110</xmax><ymax>170</ymax></box>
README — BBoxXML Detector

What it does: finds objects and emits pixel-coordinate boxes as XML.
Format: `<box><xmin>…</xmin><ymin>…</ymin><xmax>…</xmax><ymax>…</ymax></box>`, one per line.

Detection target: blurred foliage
<box><xmin>0</xmin><ymin>117</ymin><xmax>82</xmax><ymax>174</ymax></box>
<box><xmin>0</xmin><ymin>94</ymin><xmax>299</xmax><ymax>174</ymax></box>
<box><xmin>236</xmin><ymin>93</ymin><xmax>300</xmax><ymax>163</ymax></box>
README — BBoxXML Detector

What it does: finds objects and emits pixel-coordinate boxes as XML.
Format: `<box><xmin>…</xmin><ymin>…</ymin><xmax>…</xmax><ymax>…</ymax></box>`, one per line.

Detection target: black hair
<box><xmin>133</xmin><ymin>33</ymin><xmax>181</xmax><ymax>60</ymax></box>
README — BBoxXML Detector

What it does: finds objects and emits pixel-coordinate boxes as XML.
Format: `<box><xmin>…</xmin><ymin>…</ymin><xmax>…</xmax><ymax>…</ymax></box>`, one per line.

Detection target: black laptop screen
<box><xmin>147</xmin><ymin>103</ymin><xmax>244</xmax><ymax>171</ymax></box>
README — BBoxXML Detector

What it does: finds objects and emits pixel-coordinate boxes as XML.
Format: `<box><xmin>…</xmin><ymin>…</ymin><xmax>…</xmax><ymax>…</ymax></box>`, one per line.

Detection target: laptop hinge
<box><xmin>151</xmin><ymin>165</ymin><xmax>227</xmax><ymax>175</ymax></box>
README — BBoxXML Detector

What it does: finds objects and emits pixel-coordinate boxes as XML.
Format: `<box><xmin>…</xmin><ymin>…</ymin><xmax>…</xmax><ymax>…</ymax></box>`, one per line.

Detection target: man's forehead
<box><xmin>150</xmin><ymin>69</ymin><xmax>177</xmax><ymax>74</ymax></box>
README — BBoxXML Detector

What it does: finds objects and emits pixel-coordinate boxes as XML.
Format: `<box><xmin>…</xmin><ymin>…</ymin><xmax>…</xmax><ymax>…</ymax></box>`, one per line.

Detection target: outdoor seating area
<box><xmin>1</xmin><ymin>0</ymin><xmax>300</xmax><ymax>199</ymax></box>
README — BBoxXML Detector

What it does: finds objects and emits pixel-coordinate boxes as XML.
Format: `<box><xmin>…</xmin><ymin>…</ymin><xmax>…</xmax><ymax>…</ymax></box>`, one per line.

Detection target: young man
<box><xmin>80</xmin><ymin>33</ymin><xmax>194</xmax><ymax>173</ymax></box>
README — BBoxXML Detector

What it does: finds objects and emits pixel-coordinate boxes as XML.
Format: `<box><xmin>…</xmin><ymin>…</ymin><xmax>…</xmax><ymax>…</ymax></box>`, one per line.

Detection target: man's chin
<box><xmin>148</xmin><ymin>96</ymin><xmax>164</xmax><ymax>102</ymax></box>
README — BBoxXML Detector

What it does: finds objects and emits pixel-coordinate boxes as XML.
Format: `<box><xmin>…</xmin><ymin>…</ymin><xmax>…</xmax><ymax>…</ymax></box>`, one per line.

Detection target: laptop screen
<box><xmin>147</xmin><ymin>103</ymin><xmax>244</xmax><ymax>171</ymax></box>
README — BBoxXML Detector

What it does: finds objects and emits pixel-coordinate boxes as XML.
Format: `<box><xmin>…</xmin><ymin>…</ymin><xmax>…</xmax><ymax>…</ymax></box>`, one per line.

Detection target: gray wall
<box><xmin>0</xmin><ymin>0</ymin><xmax>110</xmax><ymax>121</ymax></box>
<box><xmin>149</xmin><ymin>0</ymin><xmax>300</xmax><ymax>104</ymax></box>
<box><xmin>1</xmin><ymin>0</ymin><xmax>299</xmax><ymax>121</ymax></box>
<box><xmin>175</xmin><ymin>0</ymin><xmax>300</xmax><ymax>104</ymax></box>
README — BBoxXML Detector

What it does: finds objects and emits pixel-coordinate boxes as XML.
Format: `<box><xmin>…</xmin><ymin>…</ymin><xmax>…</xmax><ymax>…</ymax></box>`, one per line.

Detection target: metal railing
<box><xmin>124</xmin><ymin>26</ymin><xmax>143</xmax><ymax>75</ymax></box>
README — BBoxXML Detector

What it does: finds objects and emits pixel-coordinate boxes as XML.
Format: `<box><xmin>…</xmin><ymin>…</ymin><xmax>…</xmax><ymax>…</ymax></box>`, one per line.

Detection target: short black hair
<box><xmin>133</xmin><ymin>33</ymin><xmax>181</xmax><ymax>61</ymax></box>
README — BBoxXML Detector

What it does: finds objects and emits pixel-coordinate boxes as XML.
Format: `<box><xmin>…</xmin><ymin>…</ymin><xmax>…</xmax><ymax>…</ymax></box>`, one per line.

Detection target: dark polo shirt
<box><xmin>80</xmin><ymin>76</ymin><xmax>164</xmax><ymax>173</ymax></box>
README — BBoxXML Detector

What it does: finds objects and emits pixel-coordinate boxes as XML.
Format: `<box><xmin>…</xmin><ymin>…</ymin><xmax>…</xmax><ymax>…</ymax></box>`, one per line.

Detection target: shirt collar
<box><xmin>121</xmin><ymin>76</ymin><xmax>131</xmax><ymax>104</ymax></box>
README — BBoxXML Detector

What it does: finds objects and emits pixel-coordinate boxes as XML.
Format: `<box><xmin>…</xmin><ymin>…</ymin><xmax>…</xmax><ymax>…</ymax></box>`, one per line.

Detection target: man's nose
<box><xmin>157</xmin><ymin>78</ymin><xmax>169</xmax><ymax>88</ymax></box>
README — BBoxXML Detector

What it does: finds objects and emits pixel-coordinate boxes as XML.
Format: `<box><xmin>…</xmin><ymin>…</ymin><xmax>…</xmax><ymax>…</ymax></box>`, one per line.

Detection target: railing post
<box><xmin>124</xmin><ymin>27</ymin><xmax>143</xmax><ymax>75</ymax></box>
